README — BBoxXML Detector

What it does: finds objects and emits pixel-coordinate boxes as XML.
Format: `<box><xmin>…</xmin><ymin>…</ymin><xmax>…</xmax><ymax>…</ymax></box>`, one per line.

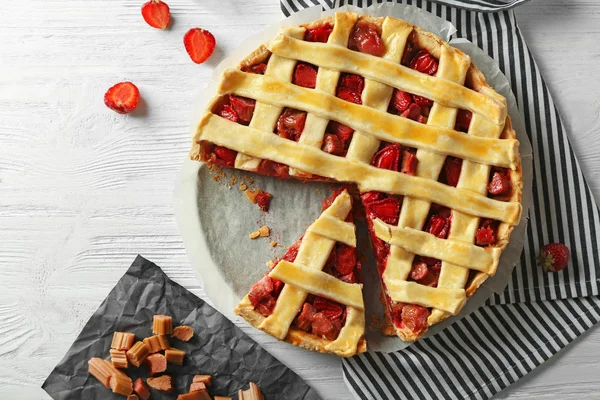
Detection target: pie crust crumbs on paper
<box><xmin>189</xmin><ymin>12</ymin><xmax>522</xmax><ymax>353</ymax></box>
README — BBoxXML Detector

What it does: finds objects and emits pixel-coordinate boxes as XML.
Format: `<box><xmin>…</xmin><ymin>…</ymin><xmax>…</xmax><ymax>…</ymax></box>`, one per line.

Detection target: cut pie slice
<box><xmin>191</xmin><ymin>11</ymin><xmax>524</xmax><ymax>343</ymax></box>
<box><xmin>234</xmin><ymin>189</ymin><xmax>366</xmax><ymax>357</ymax></box>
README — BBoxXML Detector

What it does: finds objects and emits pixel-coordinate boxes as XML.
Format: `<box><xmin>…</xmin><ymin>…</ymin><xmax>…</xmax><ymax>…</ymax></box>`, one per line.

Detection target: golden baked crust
<box><xmin>191</xmin><ymin>12</ymin><xmax>523</xmax><ymax>344</ymax></box>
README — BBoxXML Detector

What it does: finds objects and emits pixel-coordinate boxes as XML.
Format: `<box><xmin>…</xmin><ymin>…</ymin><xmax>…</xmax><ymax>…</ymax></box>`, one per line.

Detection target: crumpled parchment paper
<box><xmin>41</xmin><ymin>255</ymin><xmax>321</xmax><ymax>400</ymax></box>
<box><xmin>176</xmin><ymin>3</ymin><xmax>533</xmax><ymax>353</ymax></box>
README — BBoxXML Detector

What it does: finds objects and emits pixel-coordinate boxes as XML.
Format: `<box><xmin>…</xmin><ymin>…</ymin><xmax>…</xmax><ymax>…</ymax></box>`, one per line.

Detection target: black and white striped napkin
<box><xmin>279</xmin><ymin>1</ymin><xmax>600</xmax><ymax>399</ymax></box>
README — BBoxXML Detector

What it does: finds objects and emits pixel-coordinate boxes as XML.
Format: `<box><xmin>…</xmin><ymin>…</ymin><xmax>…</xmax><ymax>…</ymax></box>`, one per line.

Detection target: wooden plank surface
<box><xmin>0</xmin><ymin>0</ymin><xmax>598</xmax><ymax>399</ymax></box>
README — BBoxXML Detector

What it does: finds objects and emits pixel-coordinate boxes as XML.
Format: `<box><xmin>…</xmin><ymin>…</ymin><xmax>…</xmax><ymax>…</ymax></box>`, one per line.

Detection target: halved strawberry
<box><xmin>313</xmin><ymin>297</ymin><xmax>344</xmax><ymax>321</ymax></box>
<box><xmin>390</xmin><ymin>90</ymin><xmax>412</xmax><ymax>113</ymax></box>
<box><xmin>141</xmin><ymin>0</ymin><xmax>170</xmax><ymax>30</ymax></box>
<box><xmin>371</xmin><ymin>144</ymin><xmax>400</xmax><ymax>171</ymax></box>
<box><xmin>322</xmin><ymin>133</ymin><xmax>345</xmax><ymax>156</ymax></box>
<box><xmin>412</xmin><ymin>94</ymin><xmax>433</xmax><ymax>107</ymax></box>
<box><xmin>336</xmin><ymin>87</ymin><xmax>362</xmax><ymax>105</ymax></box>
<box><xmin>366</xmin><ymin>197</ymin><xmax>401</xmax><ymax>225</ymax></box>
<box><xmin>409</xmin><ymin>50</ymin><xmax>438</xmax><ymax>76</ymax></box>
<box><xmin>293</xmin><ymin>63</ymin><xmax>317</xmax><ymax>89</ymax></box>
<box><xmin>339</xmin><ymin>73</ymin><xmax>365</xmax><ymax>93</ymax></box>
<box><xmin>335</xmin><ymin>244</ymin><xmax>357</xmax><ymax>276</ymax></box>
<box><xmin>216</xmin><ymin>104</ymin><xmax>238</xmax><ymax>122</ymax></box>
<box><xmin>183</xmin><ymin>28</ymin><xmax>216</xmax><ymax>64</ymax></box>
<box><xmin>442</xmin><ymin>157</ymin><xmax>462</xmax><ymax>187</ymax></box>
<box><xmin>401</xmin><ymin>304</ymin><xmax>430</xmax><ymax>332</ymax></box>
<box><xmin>229</xmin><ymin>95</ymin><xmax>256</xmax><ymax>124</ymax></box>
<box><xmin>213</xmin><ymin>146</ymin><xmax>237</xmax><ymax>167</ymax></box>
<box><xmin>400</xmin><ymin>149</ymin><xmax>417</xmax><ymax>175</ymax></box>
<box><xmin>455</xmin><ymin>110</ymin><xmax>473</xmax><ymax>132</ymax></box>
<box><xmin>104</xmin><ymin>82</ymin><xmax>140</xmax><ymax>114</ymax></box>
<box><xmin>327</xmin><ymin>121</ymin><xmax>354</xmax><ymax>143</ymax></box>
<box><xmin>276</xmin><ymin>108</ymin><xmax>307</xmax><ymax>141</ymax></box>
<box><xmin>304</xmin><ymin>23</ymin><xmax>333</xmax><ymax>43</ymax></box>
<box><xmin>400</xmin><ymin>103</ymin><xmax>422</xmax><ymax>121</ymax></box>
<box><xmin>410</xmin><ymin>262</ymin><xmax>429</xmax><ymax>281</ymax></box>
<box><xmin>348</xmin><ymin>20</ymin><xmax>385</xmax><ymax>56</ymax></box>
<box><xmin>488</xmin><ymin>169</ymin><xmax>512</xmax><ymax>195</ymax></box>
<box><xmin>425</xmin><ymin>215</ymin><xmax>450</xmax><ymax>239</ymax></box>
<box><xmin>475</xmin><ymin>219</ymin><xmax>497</xmax><ymax>246</ymax></box>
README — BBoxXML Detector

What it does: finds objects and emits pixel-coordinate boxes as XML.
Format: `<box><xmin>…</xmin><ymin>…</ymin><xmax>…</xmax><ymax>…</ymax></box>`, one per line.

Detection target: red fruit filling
<box><xmin>409</xmin><ymin>49</ymin><xmax>439</xmax><ymax>76</ymax></box>
<box><xmin>401</xmin><ymin>103</ymin><xmax>423</xmax><ymax>122</ymax></box>
<box><xmin>256</xmin><ymin>159</ymin><xmax>290</xmax><ymax>180</ymax></box>
<box><xmin>229</xmin><ymin>95</ymin><xmax>256</xmax><ymax>125</ymax></box>
<box><xmin>441</xmin><ymin>157</ymin><xmax>462</xmax><ymax>187</ymax></box>
<box><xmin>413</xmin><ymin>94</ymin><xmax>433</xmax><ymax>108</ymax></box>
<box><xmin>212</xmin><ymin>146</ymin><xmax>237</xmax><ymax>167</ymax></box>
<box><xmin>293</xmin><ymin>62</ymin><xmax>318</xmax><ymax>89</ymax></box>
<box><xmin>255</xmin><ymin>192</ymin><xmax>271</xmax><ymax>212</ymax></box>
<box><xmin>390</xmin><ymin>90</ymin><xmax>412</xmax><ymax>113</ymax></box>
<box><xmin>401</xmin><ymin>149</ymin><xmax>417</xmax><ymax>175</ymax></box>
<box><xmin>475</xmin><ymin>219</ymin><xmax>498</xmax><ymax>246</ymax></box>
<box><xmin>488</xmin><ymin>167</ymin><xmax>512</xmax><ymax>196</ymax></box>
<box><xmin>322</xmin><ymin>133</ymin><xmax>345</xmax><ymax>156</ymax></box>
<box><xmin>364</xmin><ymin>197</ymin><xmax>400</xmax><ymax>226</ymax></box>
<box><xmin>339</xmin><ymin>73</ymin><xmax>365</xmax><ymax>93</ymax></box>
<box><xmin>348</xmin><ymin>20</ymin><xmax>385</xmax><ymax>56</ymax></box>
<box><xmin>304</xmin><ymin>23</ymin><xmax>333</xmax><ymax>43</ymax></box>
<box><xmin>371</xmin><ymin>143</ymin><xmax>401</xmax><ymax>171</ymax></box>
<box><xmin>424</xmin><ymin>214</ymin><xmax>451</xmax><ymax>239</ymax></box>
<box><xmin>246</xmin><ymin>62</ymin><xmax>268</xmax><ymax>75</ymax></box>
<box><xmin>248</xmin><ymin>275</ymin><xmax>283</xmax><ymax>317</ymax></box>
<box><xmin>455</xmin><ymin>110</ymin><xmax>473</xmax><ymax>132</ymax></box>
<box><xmin>276</xmin><ymin>108</ymin><xmax>307</xmax><ymax>141</ymax></box>
<box><xmin>336</xmin><ymin>87</ymin><xmax>363</xmax><ymax>105</ymax></box>
<box><xmin>401</xmin><ymin>304</ymin><xmax>431</xmax><ymax>332</ymax></box>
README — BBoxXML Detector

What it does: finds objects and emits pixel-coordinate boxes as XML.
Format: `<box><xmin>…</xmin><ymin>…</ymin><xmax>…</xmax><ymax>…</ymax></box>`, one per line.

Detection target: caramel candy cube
<box><xmin>147</xmin><ymin>375</ymin><xmax>173</xmax><ymax>392</ymax></box>
<box><xmin>177</xmin><ymin>391</ymin><xmax>211</xmax><ymax>400</ymax></box>
<box><xmin>238</xmin><ymin>382</ymin><xmax>264</xmax><ymax>400</ymax></box>
<box><xmin>111</xmin><ymin>332</ymin><xmax>135</xmax><ymax>350</ymax></box>
<box><xmin>88</xmin><ymin>358</ymin><xmax>118</xmax><ymax>388</ymax></box>
<box><xmin>192</xmin><ymin>374</ymin><xmax>212</xmax><ymax>386</ymax></box>
<box><xmin>152</xmin><ymin>315</ymin><xmax>173</xmax><ymax>335</ymax></box>
<box><xmin>164</xmin><ymin>348</ymin><xmax>185</xmax><ymax>366</ymax></box>
<box><xmin>172</xmin><ymin>325</ymin><xmax>194</xmax><ymax>342</ymax></box>
<box><xmin>110</xmin><ymin>349</ymin><xmax>128</xmax><ymax>369</ymax></box>
<box><xmin>110</xmin><ymin>372</ymin><xmax>133</xmax><ymax>396</ymax></box>
<box><xmin>214</xmin><ymin>397</ymin><xmax>233</xmax><ymax>400</ymax></box>
<box><xmin>143</xmin><ymin>335</ymin><xmax>169</xmax><ymax>353</ymax></box>
<box><xmin>128</xmin><ymin>395</ymin><xmax>139</xmax><ymax>400</ymax></box>
<box><xmin>190</xmin><ymin>382</ymin><xmax>206</xmax><ymax>393</ymax></box>
<box><xmin>126</xmin><ymin>341</ymin><xmax>150</xmax><ymax>367</ymax></box>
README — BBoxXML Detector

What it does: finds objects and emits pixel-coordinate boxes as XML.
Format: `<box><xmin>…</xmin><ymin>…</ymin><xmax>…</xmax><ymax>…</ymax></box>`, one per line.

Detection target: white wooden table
<box><xmin>1</xmin><ymin>0</ymin><xmax>599</xmax><ymax>399</ymax></box>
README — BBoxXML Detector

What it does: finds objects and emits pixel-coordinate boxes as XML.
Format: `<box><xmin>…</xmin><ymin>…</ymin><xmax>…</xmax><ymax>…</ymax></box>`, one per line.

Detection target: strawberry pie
<box><xmin>190</xmin><ymin>12</ymin><xmax>523</xmax><ymax>350</ymax></box>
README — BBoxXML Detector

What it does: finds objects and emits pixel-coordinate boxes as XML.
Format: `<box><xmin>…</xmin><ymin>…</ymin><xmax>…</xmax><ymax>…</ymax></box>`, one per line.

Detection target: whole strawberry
<box><xmin>538</xmin><ymin>243</ymin><xmax>570</xmax><ymax>272</ymax></box>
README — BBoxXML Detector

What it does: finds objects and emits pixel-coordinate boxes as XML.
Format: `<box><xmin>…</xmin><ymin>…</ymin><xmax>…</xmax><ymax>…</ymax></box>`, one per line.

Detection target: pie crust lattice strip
<box><xmin>234</xmin><ymin>189</ymin><xmax>367</xmax><ymax>357</ymax></box>
<box><xmin>190</xmin><ymin>11</ymin><xmax>523</xmax><ymax>345</ymax></box>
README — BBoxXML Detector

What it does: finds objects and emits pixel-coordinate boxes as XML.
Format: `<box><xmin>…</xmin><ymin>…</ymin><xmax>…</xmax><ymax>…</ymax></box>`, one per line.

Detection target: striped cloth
<box><xmin>279</xmin><ymin>1</ymin><xmax>600</xmax><ymax>399</ymax></box>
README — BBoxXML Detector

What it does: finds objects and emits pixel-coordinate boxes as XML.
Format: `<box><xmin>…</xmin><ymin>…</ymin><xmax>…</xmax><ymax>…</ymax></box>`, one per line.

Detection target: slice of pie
<box><xmin>234</xmin><ymin>189</ymin><xmax>366</xmax><ymax>357</ymax></box>
<box><xmin>190</xmin><ymin>12</ymin><xmax>523</xmax><ymax>343</ymax></box>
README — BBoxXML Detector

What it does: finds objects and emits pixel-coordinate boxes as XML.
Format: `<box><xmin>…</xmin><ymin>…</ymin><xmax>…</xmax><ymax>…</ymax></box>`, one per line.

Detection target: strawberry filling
<box><xmin>488</xmin><ymin>167</ymin><xmax>512</xmax><ymax>196</ymax></box>
<box><xmin>475</xmin><ymin>219</ymin><xmax>498</xmax><ymax>246</ymax></box>
<box><xmin>388</xmin><ymin>301</ymin><xmax>430</xmax><ymax>332</ymax></box>
<box><xmin>304</xmin><ymin>23</ymin><xmax>333</xmax><ymax>43</ymax></box>
<box><xmin>348</xmin><ymin>20</ymin><xmax>385</xmax><ymax>56</ymax></box>
<box><xmin>441</xmin><ymin>157</ymin><xmax>462</xmax><ymax>187</ymax></box>
<box><xmin>276</xmin><ymin>108</ymin><xmax>307</xmax><ymax>141</ymax></box>
<box><xmin>212</xmin><ymin>146</ymin><xmax>237</xmax><ymax>167</ymax></box>
<box><xmin>229</xmin><ymin>95</ymin><xmax>256</xmax><ymax>125</ymax></box>
<box><xmin>409</xmin><ymin>49</ymin><xmax>439</xmax><ymax>76</ymax></box>
<box><xmin>293</xmin><ymin>62</ymin><xmax>318</xmax><ymax>89</ymax></box>
<box><xmin>256</xmin><ymin>160</ymin><xmax>290</xmax><ymax>180</ymax></box>
<box><xmin>370</xmin><ymin>143</ymin><xmax>418</xmax><ymax>175</ymax></box>
<box><xmin>455</xmin><ymin>110</ymin><xmax>473</xmax><ymax>132</ymax></box>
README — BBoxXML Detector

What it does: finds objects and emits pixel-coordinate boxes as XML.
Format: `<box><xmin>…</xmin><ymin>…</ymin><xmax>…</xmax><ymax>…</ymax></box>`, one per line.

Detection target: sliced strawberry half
<box><xmin>348</xmin><ymin>20</ymin><xmax>385</xmax><ymax>56</ymax></box>
<box><xmin>276</xmin><ymin>108</ymin><xmax>307</xmax><ymax>141</ymax></box>
<box><xmin>366</xmin><ymin>197</ymin><xmax>401</xmax><ymax>225</ymax></box>
<box><xmin>488</xmin><ymin>169</ymin><xmax>512</xmax><ymax>195</ymax></box>
<box><xmin>400</xmin><ymin>149</ymin><xmax>417</xmax><ymax>175</ymax></box>
<box><xmin>322</xmin><ymin>133</ymin><xmax>345</xmax><ymax>156</ymax></box>
<box><xmin>371</xmin><ymin>143</ymin><xmax>401</xmax><ymax>171</ymax></box>
<box><xmin>409</xmin><ymin>50</ymin><xmax>438</xmax><ymax>76</ymax></box>
<box><xmin>327</xmin><ymin>121</ymin><xmax>354</xmax><ymax>143</ymax></box>
<box><xmin>390</xmin><ymin>90</ymin><xmax>412</xmax><ymax>113</ymax></box>
<box><xmin>104</xmin><ymin>82</ymin><xmax>140</xmax><ymax>114</ymax></box>
<box><xmin>313</xmin><ymin>297</ymin><xmax>344</xmax><ymax>321</ymax></box>
<box><xmin>339</xmin><ymin>73</ymin><xmax>365</xmax><ymax>93</ymax></box>
<box><xmin>183</xmin><ymin>28</ymin><xmax>216</xmax><ymax>64</ymax></box>
<box><xmin>442</xmin><ymin>157</ymin><xmax>462</xmax><ymax>187</ymax></box>
<box><xmin>141</xmin><ymin>0</ymin><xmax>170</xmax><ymax>30</ymax></box>
<box><xmin>293</xmin><ymin>62</ymin><xmax>317</xmax><ymax>89</ymax></box>
<box><xmin>229</xmin><ymin>95</ymin><xmax>256</xmax><ymax>124</ymax></box>
<box><xmin>335</xmin><ymin>244</ymin><xmax>357</xmax><ymax>276</ymax></box>
<box><xmin>304</xmin><ymin>23</ymin><xmax>333</xmax><ymax>43</ymax></box>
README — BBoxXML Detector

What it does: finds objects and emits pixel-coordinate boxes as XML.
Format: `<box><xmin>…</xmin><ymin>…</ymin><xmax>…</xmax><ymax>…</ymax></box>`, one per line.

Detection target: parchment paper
<box><xmin>41</xmin><ymin>255</ymin><xmax>320</xmax><ymax>400</ymax></box>
<box><xmin>176</xmin><ymin>3</ymin><xmax>533</xmax><ymax>353</ymax></box>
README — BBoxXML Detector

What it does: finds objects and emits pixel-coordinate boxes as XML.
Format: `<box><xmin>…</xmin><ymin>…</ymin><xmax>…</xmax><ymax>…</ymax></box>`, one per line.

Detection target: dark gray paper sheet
<box><xmin>42</xmin><ymin>255</ymin><xmax>321</xmax><ymax>400</ymax></box>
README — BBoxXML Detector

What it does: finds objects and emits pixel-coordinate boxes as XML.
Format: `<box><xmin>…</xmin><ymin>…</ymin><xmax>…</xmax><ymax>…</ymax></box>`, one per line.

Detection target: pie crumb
<box><xmin>245</xmin><ymin>189</ymin><xmax>260</xmax><ymax>203</ymax></box>
<box><xmin>239</xmin><ymin>182</ymin><xmax>247</xmax><ymax>191</ymax></box>
<box><xmin>266</xmin><ymin>260</ymin><xmax>274</xmax><ymax>268</ymax></box>
<box><xmin>230</xmin><ymin>176</ymin><xmax>237</xmax><ymax>185</ymax></box>
<box><xmin>249</xmin><ymin>225</ymin><xmax>270</xmax><ymax>239</ymax></box>
<box><xmin>270</xmin><ymin>241</ymin><xmax>278</xmax><ymax>247</ymax></box>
